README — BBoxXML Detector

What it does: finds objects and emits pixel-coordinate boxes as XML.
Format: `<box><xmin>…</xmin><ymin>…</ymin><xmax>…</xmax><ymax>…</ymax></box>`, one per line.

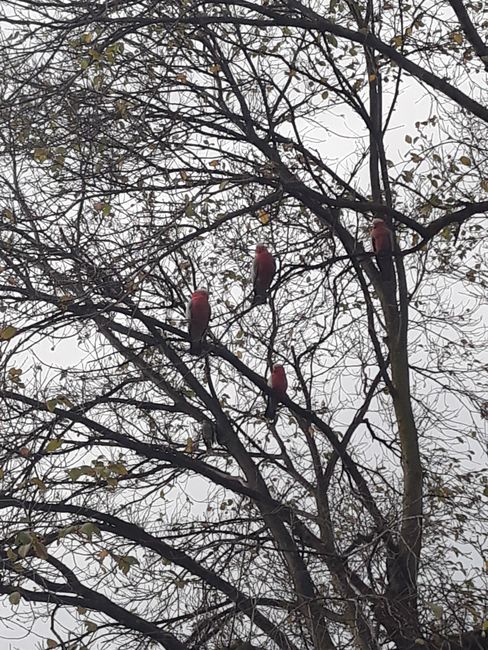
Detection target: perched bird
<box><xmin>187</xmin><ymin>289</ymin><xmax>210</xmax><ymax>355</ymax></box>
<box><xmin>371</xmin><ymin>218</ymin><xmax>394</xmax><ymax>280</ymax></box>
<box><xmin>264</xmin><ymin>364</ymin><xmax>288</xmax><ymax>420</ymax></box>
<box><xmin>201</xmin><ymin>420</ymin><xmax>219</xmax><ymax>450</ymax></box>
<box><xmin>251</xmin><ymin>243</ymin><xmax>276</xmax><ymax>306</ymax></box>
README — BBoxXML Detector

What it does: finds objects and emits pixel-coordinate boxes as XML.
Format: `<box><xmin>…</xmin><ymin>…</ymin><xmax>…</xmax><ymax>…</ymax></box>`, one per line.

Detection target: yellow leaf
<box><xmin>369</xmin><ymin>73</ymin><xmax>376</xmax><ymax>82</ymax></box>
<box><xmin>392</xmin><ymin>35</ymin><xmax>403</xmax><ymax>47</ymax></box>
<box><xmin>47</xmin><ymin>640</ymin><xmax>57</xmax><ymax>649</ymax></box>
<box><xmin>481</xmin><ymin>179</ymin><xmax>488</xmax><ymax>192</ymax></box>
<box><xmin>0</xmin><ymin>325</ymin><xmax>17</xmax><ymax>340</ymax></box>
<box><xmin>175</xmin><ymin>72</ymin><xmax>187</xmax><ymax>82</ymax></box>
<box><xmin>451</xmin><ymin>32</ymin><xmax>464</xmax><ymax>44</ymax></box>
<box><xmin>209</xmin><ymin>64</ymin><xmax>221</xmax><ymax>74</ymax></box>
<box><xmin>460</xmin><ymin>156</ymin><xmax>471</xmax><ymax>166</ymax></box>
<box><xmin>258</xmin><ymin>210</ymin><xmax>270</xmax><ymax>225</ymax></box>
<box><xmin>33</xmin><ymin>148</ymin><xmax>49</xmax><ymax>163</ymax></box>
<box><xmin>209</xmin><ymin>160</ymin><xmax>219</xmax><ymax>168</ymax></box>
<box><xmin>184</xmin><ymin>437</ymin><xmax>194</xmax><ymax>453</ymax></box>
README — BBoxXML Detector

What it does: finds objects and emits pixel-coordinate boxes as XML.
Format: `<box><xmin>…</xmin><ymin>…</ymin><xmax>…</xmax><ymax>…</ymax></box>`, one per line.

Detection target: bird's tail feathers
<box><xmin>251</xmin><ymin>291</ymin><xmax>267</xmax><ymax>306</ymax></box>
<box><xmin>264</xmin><ymin>396</ymin><xmax>277</xmax><ymax>420</ymax></box>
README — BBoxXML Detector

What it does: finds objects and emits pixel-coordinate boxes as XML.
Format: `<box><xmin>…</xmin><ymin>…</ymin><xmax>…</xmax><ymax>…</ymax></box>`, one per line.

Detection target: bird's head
<box><xmin>255</xmin><ymin>243</ymin><xmax>268</xmax><ymax>254</ymax></box>
<box><xmin>372</xmin><ymin>218</ymin><xmax>385</xmax><ymax>226</ymax></box>
<box><xmin>192</xmin><ymin>288</ymin><xmax>209</xmax><ymax>299</ymax></box>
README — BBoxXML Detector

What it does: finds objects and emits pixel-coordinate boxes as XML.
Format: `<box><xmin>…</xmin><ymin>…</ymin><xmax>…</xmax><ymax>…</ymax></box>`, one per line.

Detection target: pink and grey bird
<box><xmin>187</xmin><ymin>289</ymin><xmax>210</xmax><ymax>355</ymax></box>
<box><xmin>251</xmin><ymin>244</ymin><xmax>276</xmax><ymax>306</ymax></box>
<box><xmin>264</xmin><ymin>364</ymin><xmax>288</xmax><ymax>420</ymax></box>
<box><xmin>371</xmin><ymin>218</ymin><xmax>394</xmax><ymax>280</ymax></box>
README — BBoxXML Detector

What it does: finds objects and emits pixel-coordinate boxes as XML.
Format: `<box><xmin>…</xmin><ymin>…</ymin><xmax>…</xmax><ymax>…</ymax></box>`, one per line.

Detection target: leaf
<box><xmin>0</xmin><ymin>325</ymin><xmax>17</xmax><ymax>341</ymax></box>
<box><xmin>184</xmin><ymin>437</ymin><xmax>194</xmax><ymax>453</ymax></box>
<box><xmin>460</xmin><ymin>156</ymin><xmax>471</xmax><ymax>166</ymax></box>
<box><xmin>32</xmin><ymin>538</ymin><xmax>48</xmax><ymax>560</ymax></box>
<box><xmin>108</xmin><ymin>462</ymin><xmax>128</xmax><ymax>476</ymax></box>
<box><xmin>0</xmin><ymin>468</ymin><xmax>4</xmax><ymax>480</ymax></box>
<box><xmin>45</xmin><ymin>439</ymin><xmax>62</xmax><ymax>453</ymax></box>
<box><xmin>85</xmin><ymin>621</ymin><xmax>98</xmax><ymax>633</ymax></box>
<box><xmin>58</xmin><ymin>525</ymin><xmax>79</xmax><ymax>539</ymax></box>
<box><xmin>9</xmin><ymin>591</ymin><xmax>21</xmax><ymax>605</ymax></box>
<box><xmin>258</xmin><ymin>210</ymin><xmax>270</xmax><ymax>225</ymax></box>
<box><xmin>30</xmin><ymin>478</ymin><xmax>47</xmax><ymax>492</ymax></box>
<box><xmin>451</xmin><ymin>32</ymin><xmax>464</xmax><ymax>44</ymax></box>
<box><xmin>368</xmin><ymin>73</ymin><xmax>376</xmax><ymax>82</ymax></box>
<box><xmin>326</xmin><ymin>34</ymin><xmax>338</xmax><ymax>48</ymax></box>
<box><xmin>79</xmin><ymin>522</ymin><xmax>101</xmax><ymax>541</ymax></box>
<box><xmin>428</xmin><ymin>603</ymin><xmax>443</xmax><ymax>620</ymax></box>
<box><xmin>15</xmin><ymin>531</ymin><xmax>32</xmax><ymax>545</ymax></box>
<box><xmin>19</xmin><ymin>447</ymin><xmax>30</xmax><ymax>457</ymax></box>
<box><xmin>117</xmin><ymin>554</ymin><xmax>139</xmax><ymax>575</ymax></box>
<box><xmin>46</xmin><ymin>399</ymin><xmax>58</xmax><ymax>413</ymax></box>
<box><xmin>68</xmin><ymin>467</ymin><xmax>83</xmax><ymax>481</ymax></box>
<box><xmin>481</xmin><ymin>179</ymin><xmax>488</xmax><ymax>192</ymax></box>
<box><xmin>33</xmin><ymin>148</ymin><xmax>49</xmax><ymax>163</ymax></box>
<box><xmin>7</xmin><ymin>548</ymin><xmax>17</xmax><ymax>561</ymax></box>
<box><xmin>208</xmin><ymin>64</ymin><xmax>221</xmax><ymax>74</ymax></box>
<box><xmin>405</xmin><ymin>135</ymin><xmax>412</xmax><ymax>143</ymax></box>
<box><xmin>18</xmin><ymin>543</ymin><xmax>31</xmax><ymax>559</ymax></box>
<box><xmin>47</xmin><ymin>640</ymin><xmax>57</xmax><ymax>649</ymax></box>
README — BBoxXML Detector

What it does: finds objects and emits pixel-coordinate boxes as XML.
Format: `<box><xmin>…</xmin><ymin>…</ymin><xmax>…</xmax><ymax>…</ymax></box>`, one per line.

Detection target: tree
<box><xmin>0</xmin><ymin>1</ymin><xmax>486</xmax><ymax>649</ymax></box>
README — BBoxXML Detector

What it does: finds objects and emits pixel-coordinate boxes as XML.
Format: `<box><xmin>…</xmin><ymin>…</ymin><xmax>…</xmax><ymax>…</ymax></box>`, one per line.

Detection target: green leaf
<box><xmin>428</xmin><ymin>603</ymin><xmax>443</xmax><ymax>620</ymax></box>
<box><xmin>15</xmin><ymin>531</ymin><xmax>32</xmax><ymax>545</ymax></box>
<box><xmin>9</xmin><ymin>591</ymin><xmax>21</xmax><ymax>605</ymax></box>
<box><xmin>117</xmin><ymin>554</ymin><xmax>139</xmax><ymax>575</ymax></box>
<box><xmin>30</xmin><ymin>478</ymin><xmax>47</xmax><ymax>492</ymax></box>
<box><xmin>79</xmin><ymin>522</ymin><xmax>101</xmax><ymax>541</ymax></box>
<box><xmin>46</xmin><ymin>399</ymin><xmax>58</xmax><ymax>413</ymax></box>
<box><xmin>45</xmin><ymin>439</ymin><xmax>62</xmax><ymax>453</ymax></box>
<box><xmin>0</xmin><ymin>325</ymin><xmax>17</xmax><ymax>341</ymax></box>
<box><xmin>108</xmin><ymin>462</ymin><xmax>128</xmax><ymax>476</ymax></box>
<box><xmin>68</xmin><ymin>468</ymin><xmax>83</xmax><ymax>481</ymax></box>
<box><xmin>326</xmin><ymin>34</ymin><xmax>338</xmax><ymax>47</ymax></box>
<box><xmin>58</xmin><ymin>525</ymin><xmax>79</xmax><ymax>539</ymax></box>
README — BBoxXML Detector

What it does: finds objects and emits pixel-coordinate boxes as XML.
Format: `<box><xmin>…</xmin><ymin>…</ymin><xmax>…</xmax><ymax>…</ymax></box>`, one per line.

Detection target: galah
<box><xmin>201</xmin><ymin>420</ymin><xmax>218</xmax><ymax>450</ymax></box>
<box><xmin>251</xmin><ymin>243</ymin><xmax>276</xmax><ymax>306</ymax></box>
<box><xmin>264</xmin><ymin>364</ymin><xmax>288</xmax><ymax>420</ymax></box>
<box><xmin>371</xmin><ymin>218</ymin><xmax>394</xmax><ymax>279</ymax></box>
<box><xmin>187</xmin><ymin>289</ymin><xmax>210</xmax><ymax>355</ymax></box>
